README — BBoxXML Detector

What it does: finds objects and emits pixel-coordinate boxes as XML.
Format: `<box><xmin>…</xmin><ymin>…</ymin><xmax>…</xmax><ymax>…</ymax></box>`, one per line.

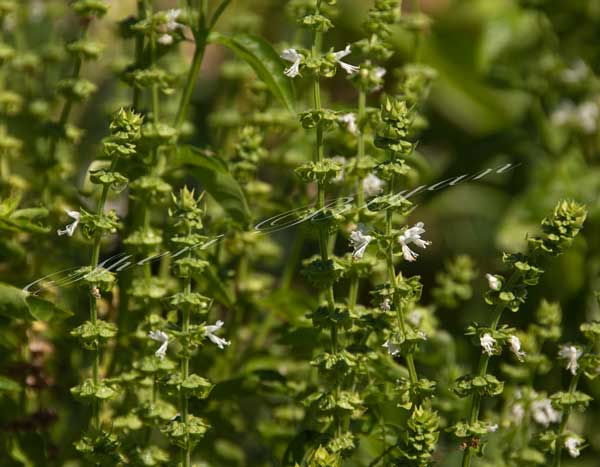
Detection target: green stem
<box><xmin>355</xmin><ymin>89</ymin><xmax>366</xmax><ymax>212</ymax></box>
<box><xmin>281</xmin><ymin>227</ymin><xmax>306</xmax><ymax>290</ymax></box>
<box><xmin>348</xmin><ymin>276</ymin><xmax>358</xmax><ymax>313</ymax></box>
<box><xmin>181</xmin><ymin>224</ymin><xmax>193</xmax><ymax>467</ymax></box>
<box><xmin>105</xmin><ymin>0</ymin><xmax>149</xmax><ymax>378</ymax></box>
<box><xmin>385</xmin><ymin>175</ymin><xmax>418</xmax><ymax>385</ymax></box>
<box><xmin>132</xmin><ymin>0</ymin><xmax>148</xmax><ymax>109</ymax></box>
<box><xmin>87</xmin><ymin>157</ymin><xmax>118</xmax><ymax>432</ymax></box>
<box><xmin>311</xmin><ymin>15</ymin><xmax>341</xmax><ymax>437</ymax></box>
<box><xmin>412</xmin><ymin>0</ymin><xmax>423</xmax><ymax>63</ymax></box>
<box><xmin>461</xmin><ymin>271</ymin><xmax>522</xmax><ymax>467</ymax></box>
<box><xmin>174</xmin><ymin>36</ymin><xmax>207</xmax><ymax>130</ymax></box>
<box><xmin>47</xmin><ymin>24</ymin><xmax>88</xmax><ymax>167</ymax></box>
<box><xmin>347</xmin><ymin>89</ymin><xmax>367</xmax><ymax>326</ymax></box>
<box><xmin>0</xmin><ymin>148</ymin><xmax>8</xmax><ymax>183</ymax></box>
<box><xmin>552</xmin><ymin>372</ymin><xmax>582</xmax><ymax>467</ymax></box>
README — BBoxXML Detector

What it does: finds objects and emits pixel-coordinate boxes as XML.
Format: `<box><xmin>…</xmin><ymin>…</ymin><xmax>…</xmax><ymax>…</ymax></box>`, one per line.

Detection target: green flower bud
<box><xmin>56</xmin><ymin>78</ymin><xmax>97</xmax><ymax>102</ymax></box>
<box><xmin>72</xmin><ymin>0</ymin><xmax>109</xmax><ymax>18</ymax></box>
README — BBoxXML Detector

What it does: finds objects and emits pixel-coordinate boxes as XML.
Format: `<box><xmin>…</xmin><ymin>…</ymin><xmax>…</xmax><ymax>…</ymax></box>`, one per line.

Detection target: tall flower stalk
<box><xmin>284</xmin><ymin>0</ymin><xmax>366</xmax><ymax>461</ymax></box>
<box><xmin>160</xmin><ymin>187</ymin><xmax>229</xmax><ymax>467</ymax></box>
<box><xmin>44</xmin><ymin>1</ymin><xmax>108</xmax><ymax>199</ymax></box>
<box><xmin>454</xmin><ymin>200</ymin><xmax>587</xmax><ymax>467</ymax></box>
<box><xmin>545</xmin><ymin>318</ymin><xmax>600</xmax><ymax>466</ymax></box>
<box><xmin>368</xmin><ymin>94</ymin><xmax>439</xmax><ymax>466</ymax></box>
<box><xmin>174</xmin><ymin>0</ymin><xmax>232</xmax><ymax>130</ymax></box>
<box><xmin>68</xmin><ymin>108</ymin><xmax>142</xmax><ymax>462</ymax></box>
<box><xmin>347</xmin><ymin>0</ymin><xmax>399</xmax><ymax>313</ymax></box>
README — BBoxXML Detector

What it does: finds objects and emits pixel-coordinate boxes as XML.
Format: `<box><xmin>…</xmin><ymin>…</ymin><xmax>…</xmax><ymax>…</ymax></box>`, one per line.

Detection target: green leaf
<box><xmin>26</xmin><ymin>295</ymin><xmax>73</xmax><ymax>322</ymax></box>
<box><xmin>174</xmin><ymin>145</ymin><xmax>251</xmax><ymax>224</ymax></box>
<box><xmin>208</xmin><ymin>32</ymin><xmax>295</xmax><ymax>113</ymax></box>
<box><xmin>0</xmin><ymin>283</ymin><xmax>30</xmax><ymax>320</ymax></box>
<box><xmin>0</xmin><ymin>375</ymin><xmax>20</xmax><ymax>392</ymax></box>
<box><xmin>199</xmin><ymin>265</ymin><xmax>234</xmax><ymax>308</ymax></box>
<box><xmin>0</xmin><ymin>282</ymin><xmax>72</xmax><ymax>322</ymax></box>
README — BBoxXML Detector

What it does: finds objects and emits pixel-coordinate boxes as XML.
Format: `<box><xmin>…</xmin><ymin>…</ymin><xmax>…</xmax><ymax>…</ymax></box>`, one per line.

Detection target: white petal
<box><xmin>65</xmin><ymin>210</ymin><xmax>80</xmax><ymax>220</ymax></box>
<box><xmin>158</xmin><ymin>34</ymin><xmax>174</xmax><ymax>45</ymax></box>
<box><xmin>205</xmin><ymin>320</ymin><xmax>224</xmax><ymax>334</ymax></box>
<box><xmin>208</xmin><ymin>334</ymin><xmax>230</xmax><ymax>350</ymax></box>
<box><xmin>401</xmin><ymin>244</ymin><xmax>418</xmax><ymax>262</ymax></box>
<box><xmin>284</xmin><ymin>61</ymin><xmax>301</xmax><ymax>78</ymax></box>
<box><xmin>565</xmin><ymin>437</ymin><xmax>581</xmax><ymax>458</ymax></box>
<box><xmin>281</xmin><ymin>48</ymin><xmax>301</xmax><ymax>62</ymax></box>
<box><xmin>165</xmin><ymin>9</ymin><xmax>182</xmax><ymax>30</ymax></box>
<box><xmin>339</xmin><ymin>113</ymin><xmax>357</xmax><ymax>134</ymax></box>
<box><xmin>413</xmin><ymin>238</ymin><xmax>430</xmax><ymax>249</ymax></box>
<box><xmin>155</xmin><ymin>340</ymin><xmax>168</xmax><ymax>359</ymax></box>
<box><xmin>382</xmin><ymin>340</ymin><xmax>400</xmax><ymax>356</ymax></box>
<box><xmin>362</xmin><ymin>174</ymin><xmax>384</xmax><ymax>197</ymax></box>
<box><xmin>374</xmin><ymin>67</ymin><xmax>387</xmax><ymax>79</ymax></box>
<box><xmin>149</xmin><ymin>330</ymin><xmax>169</xmax><ymax>343</ymax></box>
<box><xmin>339</xmin><ymin>61</ymin><xmax>360</xmax><ymax>75</ymax></box>
<box><xmin>486</xmin><ymin>273</ymin><xmax>501</xmax><ymax>291</ymax></box>
<box><xmin>333</xmin><ymin>45</ymin><xmax>352</xmax><ymax>60</ymax></box>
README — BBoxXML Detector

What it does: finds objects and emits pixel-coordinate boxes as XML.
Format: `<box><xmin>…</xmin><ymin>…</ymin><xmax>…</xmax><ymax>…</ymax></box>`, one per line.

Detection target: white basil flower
<box><xmin>485</xmin><ymin>273</ymin><xmax>501</xmax><ymax>291</ymax></box>
<box><xmin>362</xmin><ymin>173</ymin><xmax>384</xmax><ymax>197</ymax></box>
<box><xmin>407</xmin><ymin>310</ymin><xmax>422</xmax><ymax>326</ymax></box>
<box><xmin>281</xmin><ymin>48</ymin><xmax>302</xmax><ymax>78</ymax></box>
<box><xmin>559</xmin><ymin>345</ymin><xmax>582</xmax><ymax>375</ymax></box>
<box><xmin>374</xmin><ymin>67</ymin><xmax>387</xmax><ymax>80</ymax></box>
<box><xmin>577</xmin><ymin>101</ymin><xmax>598</xmax><ymax>134</ymax></box>
<box><xmin>57</xmin><ymin>210</ymin><xmax>81</xmax><ymax>237</ymax></box>
<box><xmin>480</xmin><ymin>333</ymin><xmax>496</xmax><ymax>356</ymax></box>
<box><xmin>565</xmin><ymin>437</ymin><xmax>582</xmax><ymax>458</ymax></box>
<box><xmin>511</xmin><ymin>403</ymin><xmax>525</xmax><ymax>424</ymax></box>
<box><xmin>205</xmin><ymin>320</ymin><xmax>230</xmax><ymax>350</ymax></box>
<box><xmin>333</xmin><ymin>45</ymin><xmax>359</xmax><ymax>75</ymax></box>
<box><xmin>561</xmin><ymin>59</ymin><xmax>587</xmax><ymax>84</ymax></box>
<box><xmin>486</xmin><ymin>423</ymin><xmax>498</xmax><ymax>433</ymax></box>
<box><xmin>531</xmin><ymin>398</ymin><xmax>560</xmax><ymax>427</ymax></box>
<box><xmin>148</xmin><ymin>330</ymin><xmax>169</xmax><ymax>359</ymax></box>
<box><xmin>398</xmin><ymin>222</ymin><xmax>431</xmax><ymax>262</ymax></box>
<box><xmin>380</xmin><ymin>298</ymin><xmax>391</xmax><ymax>312</ymax></box>
<box><xmin>551</xmin><ymin>101</ymin><xmax>575</xmax><ymax>126</ymax></box>
<box><xmin>339</xmin><ymin>113</ymin><xmax>357</xmax><ymax>134</ymax></box>
<box><xmin>509</xmin><ymin>335</ymin><xmax>526</xmax><ymax>361</ymax></box>
<box><xmin>165</xmin><ymin>9</ymin><xmax>183</xmax><ymax>31</ymax></box>
<box><xmin>349</xmin><ymin>227</ymin><xmax>373</xmax><ymax>259</ymax></box>
<box><xmin>158</xmin><ymin>33</ymin><xmax>174</xmax><ymax>45</ymax></box>
<box><xmin>382</xmin><ymin>340</ymin><xmax>400</xmax><ymax>356</ymax></box>
<box><xmin>30</xmin><ymin>0</ymin><xmax>46</xmax><ymax>21</ymax></box>
<box><xmin>331</xmin><ymin>155</ymin><xmax>346</xmax><ymax>182</ymax></box>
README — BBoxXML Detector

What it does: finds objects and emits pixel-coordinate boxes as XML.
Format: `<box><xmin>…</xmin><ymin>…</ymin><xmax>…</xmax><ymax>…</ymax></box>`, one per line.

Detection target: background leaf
<box><xmin>0</xmin><ymin>283</ymin><xmax>30</xmax><ymax>320</ymax></box>
<box><xmin>208</xmin><ymin>32</ymin><xmax>295</xmax><ymax>113</ymax></box>
<box><xmin>175</xmin><ymin>145</ymin><xmax>251</xmax><ymax>225</ymax></box>
<box><xmin>0</xmin><ymin>282</ymin><xmax>72</xmax><ymax>322</ymax></box>
<box><xmin>26</xmin><ymin>295</ymin><xmax>73</xmax><ymax>322</ymax></box>
<box><xmin>0</xmin><ymin>375</ymin><xmax>20</xmax><ymax>393</ymax></box>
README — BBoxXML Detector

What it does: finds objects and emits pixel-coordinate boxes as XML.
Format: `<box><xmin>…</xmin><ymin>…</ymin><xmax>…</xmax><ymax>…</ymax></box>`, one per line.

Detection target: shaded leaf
<box><xmin>0</xmin><ymin>375</ymin><xmax>20</xmax><ymax>392</ymax></box>
<box><xmin>0</xmin><ymin>283</ymin><xmax>29</xmax><ymax>320</ymax></box>
<box><xmin>199</xmin><ymin>265</ymin><xmax>234</xmax><ymax>308</ymax></box>
<box><xmin>175</xmin><ymin>145</ymin><xmax>250</xmax><ymax>224</ymax></box>
<box><xmin>27</xmin><ymin>296</ymin><xmax>73</xmax><ymax>322</ymax></box>
<box><xmin>208</xmin><ymin>32</ymin><xmax>295</xmax><ymax>113</ymax></box>
<box><xmin>0</xmin><ymin>282</ymin><xmax>72</xmax><ymax>322</ymax></box>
